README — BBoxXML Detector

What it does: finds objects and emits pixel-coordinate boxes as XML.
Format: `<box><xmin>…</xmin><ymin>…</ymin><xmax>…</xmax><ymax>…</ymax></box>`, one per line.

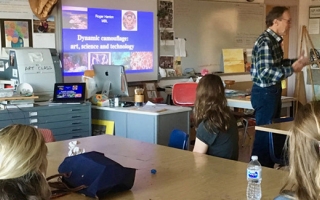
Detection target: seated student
<box><xmin>0</xmin><ymin>124</ymin><xmax>51</xmax><ymax>200</ymax></box>
<box><xmin>275</xmin><ymin>101</ymin><xmax>320</xmax><ymax>200</ymax></box>
<box><xmin>192</xmin><ymin>74</ymin><xmax>239</xmax><ymax>160</ymax></box>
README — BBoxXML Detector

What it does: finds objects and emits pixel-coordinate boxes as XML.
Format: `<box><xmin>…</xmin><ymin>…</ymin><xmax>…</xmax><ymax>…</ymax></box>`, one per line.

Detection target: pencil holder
<box><xmin>134</xmin><ymin>95</ymin><xmax>144</xmax><ymax>106</ymax></box>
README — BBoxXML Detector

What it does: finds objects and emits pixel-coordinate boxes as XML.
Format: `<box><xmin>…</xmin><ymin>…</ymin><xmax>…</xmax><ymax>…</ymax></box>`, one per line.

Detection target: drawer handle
<box><xmin>72</xmin><ymin>122</ymin><xmax>81</xmax><ymax>125</ymax></box>
<box><xmin>71</xmin><ymin>116</ymin><xmax>81</xmax><ymax>118</ymax></box>
<box><xmin>29</xmin><ymin>112</ymin><xmax>38</xmax><ymax>117</ymax></box>
<box><xmin>29</xmin><ymin>118</ymin><xmax>38</xmax><ymax>124</ymax></box>
<box><xmin>72</xmin><ymin>128</ymin><xmax>82</xmax><ymax>131</ymax></box>
<box><xmin>72</xmin><ymin>135</ymin><xmax>82</xmax><ymax>138</ymax></box>
<box><xmin>71</xmin><ymin>109</ymin><xmax>81</xmax><ymax>111</ymax></box>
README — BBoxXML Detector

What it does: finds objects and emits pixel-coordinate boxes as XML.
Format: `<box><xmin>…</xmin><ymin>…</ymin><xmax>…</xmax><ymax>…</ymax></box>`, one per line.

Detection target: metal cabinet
<box><xmin>91</xmin><ymin>106</ymin><xmax>190</xmax><ymax>145</ymax></box>
<box><xmin>0</xmin><ymin>103</ymin><xmax>92</xmax><ymax>141</ymax></box>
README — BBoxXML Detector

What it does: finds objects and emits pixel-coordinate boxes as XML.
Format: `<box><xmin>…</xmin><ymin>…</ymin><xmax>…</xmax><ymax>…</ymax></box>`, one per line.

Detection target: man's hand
<box><xmin>292</xmin><ymin>51</ymin><xmax>310</xmax><ymax>72</ymax></box>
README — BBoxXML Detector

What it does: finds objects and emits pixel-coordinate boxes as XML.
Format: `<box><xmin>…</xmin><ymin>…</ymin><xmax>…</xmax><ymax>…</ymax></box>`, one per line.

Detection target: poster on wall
<box><xmin>309</xmin><ymin>18</ymin><xmax>320</xmax><ymax>34</ymax></box>
<box><xmin>310</xmin><ymin>6</ymin><xmax>320</xmax><ymax>18</ymax></box>
<box><xmin>0</xmin><ymin>0</ymin><xmax>33</xmax><ymax>19</ymax></box>
<box><xmin>32</xmin><ymin>15</ymin><xmax>56</xmax><ymax>48</ymax></box>
<box><xmin>160</xmin><ymin>30</ymin><xmax>174</xmax><ymax>46</ymax></box>
<box><xmin>159</xmin><ymin>0</ymin><xmax>174</xmax><ymax>31</ymax></box>
<box><xmin>33</xmin><ymin>15</ymin><xmax>55</xmax><ymax>33</ymax></box>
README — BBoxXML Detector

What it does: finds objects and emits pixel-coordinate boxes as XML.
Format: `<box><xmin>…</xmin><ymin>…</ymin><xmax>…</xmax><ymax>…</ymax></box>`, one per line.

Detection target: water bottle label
<box><xmin>247</xmin><ymin>169</ymin><xmax>261</xmax><ymax>179</ymax></box>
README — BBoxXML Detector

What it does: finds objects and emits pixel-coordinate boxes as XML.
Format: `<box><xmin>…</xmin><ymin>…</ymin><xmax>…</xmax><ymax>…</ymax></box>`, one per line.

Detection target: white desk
<box><xmin>92</xmin><ymin>105</ymin><xmax>191</xmax><ymax>145</ymax></box>
<box><xmin>227</xmin><ymin>96</ymin><xmax>295</xmax><ymax>117</ymax></box>
<box><xmin>163</xmin><ymin>85</ymin><xmax>295</xmax><ymax>117</ymax></box>
<box><xmin>47</xmin><ymin>135</ymin><xmax>288</xmax><ymax>200</ymax></box>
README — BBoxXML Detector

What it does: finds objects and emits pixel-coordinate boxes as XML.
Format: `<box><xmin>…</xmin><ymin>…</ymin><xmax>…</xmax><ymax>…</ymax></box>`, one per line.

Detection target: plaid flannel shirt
<box><xmin>250</xmin><ymin>28</ymin><xmax>295</xmax><ymax>88</ymax></box>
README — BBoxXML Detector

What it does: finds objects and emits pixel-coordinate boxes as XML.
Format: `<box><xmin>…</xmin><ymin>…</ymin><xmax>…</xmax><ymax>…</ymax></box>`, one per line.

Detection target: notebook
<box><xmin>52</xmin><ymin>83</ymin><xmax>86</xmax><ymax>103</ymax></box>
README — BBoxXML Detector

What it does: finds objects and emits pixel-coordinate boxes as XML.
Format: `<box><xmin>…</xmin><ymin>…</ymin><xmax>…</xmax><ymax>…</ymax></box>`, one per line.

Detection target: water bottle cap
<box><xmin>251</xmin><ymin>155</ymin><xmax>258</xmax><ymax>160</ymax></box>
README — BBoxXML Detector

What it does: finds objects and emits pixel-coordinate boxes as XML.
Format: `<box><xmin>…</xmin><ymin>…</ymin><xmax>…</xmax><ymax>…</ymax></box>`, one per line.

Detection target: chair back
<box><xmin>269</xmin><ymin>117</ymin><xmax>293</xmax><ymax>166</ymax></box>
<box><xmin>38</xmin><ymin>128</ymin><xmax>55</xmax><ymax>143</ymax></box>
<box><xmin>172</xmin><ymin>82</ymin><xmax>197</xmax><ymax>107</ymax></box>
<box><xmin>168</xmin><ymin>129</ymin><xmax>189</xmax><ymax>150</ymax></box>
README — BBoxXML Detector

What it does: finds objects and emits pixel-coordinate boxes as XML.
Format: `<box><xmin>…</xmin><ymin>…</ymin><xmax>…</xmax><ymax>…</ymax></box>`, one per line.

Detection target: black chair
<box><xmin>269</xmin><ymin>117</ymin><xmax>293</xmax><ymax>167</ymax></box>
<box><xmin>232</xmin><ymin>111</ymin><xmax>255</xmax><ymax>146</ymax></box>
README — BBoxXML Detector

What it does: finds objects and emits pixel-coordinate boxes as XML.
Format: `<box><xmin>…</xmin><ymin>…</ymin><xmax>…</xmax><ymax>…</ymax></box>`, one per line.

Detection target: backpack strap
<box><xmin>46</xmin><ymin>173</ymin><xmax>87</xmax><ymax>199</ymax></box>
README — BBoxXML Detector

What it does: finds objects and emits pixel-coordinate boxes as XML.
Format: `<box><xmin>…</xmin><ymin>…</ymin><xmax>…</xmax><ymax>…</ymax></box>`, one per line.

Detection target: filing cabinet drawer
<box><xmin>26</xmin><ymin>112</ymin><xmax>88</xmax><ymax>124</ymax></box>
<box><xmin>0</xmin><ymin>111</ymin><xmax>25</xmax><ymax>120</ymax></box>
<box><xmin>54</xmin><ymin>131</ymin><xmax>90</xmax><ymax>141</ymax></box>
<box><xmin>0</xmin><ymin>119</ymin><xmax>26</xmax><ymax>128</ymax></box>
<box><xmin>50</xmin><ymin>125</ymin><xmax>89</xmax><ymax>136</ymax></box>
<box><xmin>35</xmin><ymin>119</ymin><xmax>89</xmax><ymax>129</ymax></box>
<box><xmin>22</xmin><ymin>105</ymin><xmax>90</xmax><ymax>117</ymax></box>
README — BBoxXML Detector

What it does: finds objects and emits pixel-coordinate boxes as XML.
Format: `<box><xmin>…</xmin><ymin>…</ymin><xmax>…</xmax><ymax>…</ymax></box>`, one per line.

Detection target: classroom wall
<box><xmin>160</xmin><ymin>0</ymin><xmax>266</xmax><ymax>74</ymax></box>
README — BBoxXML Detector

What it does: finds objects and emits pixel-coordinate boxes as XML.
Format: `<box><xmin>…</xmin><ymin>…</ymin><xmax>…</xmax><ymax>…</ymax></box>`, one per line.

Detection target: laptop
<box><xmin>52</xmin><ymin>83</ymin><xmax>86</xmax><ymax>103</ymax></box>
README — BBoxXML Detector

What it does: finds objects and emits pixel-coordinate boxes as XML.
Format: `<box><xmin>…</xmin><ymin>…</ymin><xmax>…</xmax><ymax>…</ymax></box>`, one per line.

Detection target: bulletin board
<box><xmin>160</xmin><ymin>0</ymin><xmax>265</xmax><ymax>73</ymax></box>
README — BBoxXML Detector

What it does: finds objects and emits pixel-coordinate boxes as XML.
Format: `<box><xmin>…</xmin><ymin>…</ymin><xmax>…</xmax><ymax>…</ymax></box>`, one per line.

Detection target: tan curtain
<box><xmin>28</xmin><ymin>0</ymin><xmax>58</xmax><ymax>20</ymax></box>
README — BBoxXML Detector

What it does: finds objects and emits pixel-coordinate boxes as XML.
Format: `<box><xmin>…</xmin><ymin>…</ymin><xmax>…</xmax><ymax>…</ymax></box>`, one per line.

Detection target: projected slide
<box><xmin>62</xmin><ymin>6</ymin><xmax>154</xmax><ymax>76</ymax></box>
<box><xmin>56</xmin><ymin>84</ymin><xmax>83</xmax><ymax>99</ymax></box>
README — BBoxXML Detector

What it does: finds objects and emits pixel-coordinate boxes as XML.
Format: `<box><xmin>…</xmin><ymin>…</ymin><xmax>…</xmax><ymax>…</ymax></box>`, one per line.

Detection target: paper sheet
<box><xmin>68</xmin><ymin>141</ymin><xmax>85</xmax><ymax>156</ymax></box>
<box><xmin>33</xmin><ymin>33</ymin><xmax>56</xmax><ymax>48</ymax></box>
<box><xmin>174</xmin><ymin>38</ymin><xmax>186</xmax><ymax>57</ymax></box>
<box><xmin>222</xmin><ymin>49</ymin><xmax>245</xmax><ymax>73</ymax></box>
<box><xmin>309</xmin><ymin>19</ymin><xmax>320</xmax><ymax>35</ymax></box>
<box><xmin>131</xmin><ymin>102</ymin><xmax>185</xmax><ymax>112</ymax></box>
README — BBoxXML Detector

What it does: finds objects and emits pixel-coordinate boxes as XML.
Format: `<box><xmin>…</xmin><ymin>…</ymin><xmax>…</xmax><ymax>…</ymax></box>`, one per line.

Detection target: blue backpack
<box><xmin>47</xmin><ymin>151</ymin><xmax>136</xmax><ymax>198</ymax></box>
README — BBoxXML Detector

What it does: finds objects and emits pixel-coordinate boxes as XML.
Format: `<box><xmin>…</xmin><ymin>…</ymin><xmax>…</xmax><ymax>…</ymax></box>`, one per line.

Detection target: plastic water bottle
<box><xmin>247</xmin><ymin>155</ymin><xmax>262</xmax><ymax>200</ymax></box>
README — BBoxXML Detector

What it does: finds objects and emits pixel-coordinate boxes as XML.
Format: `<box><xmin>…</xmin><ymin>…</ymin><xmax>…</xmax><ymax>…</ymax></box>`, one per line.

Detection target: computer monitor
<box><xmin>93</xmin><ymin>65</ymin><xmax>129</xmax><ymax>97</ymax></box>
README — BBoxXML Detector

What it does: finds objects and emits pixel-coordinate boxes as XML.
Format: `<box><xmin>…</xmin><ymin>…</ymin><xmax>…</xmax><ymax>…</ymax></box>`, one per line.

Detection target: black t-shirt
<box><xmin>196</xmin><ymin>116</ymin><xmax>239</xmax><ymax>160</ymax></box>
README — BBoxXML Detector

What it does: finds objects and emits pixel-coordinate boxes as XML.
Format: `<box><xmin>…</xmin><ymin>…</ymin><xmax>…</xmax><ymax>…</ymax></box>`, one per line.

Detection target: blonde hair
<box><xmin>0</xmin><ymin>124</ymin><xmax>51</xmax><ymax>200</ymax></box>
<box><xmin>281</xmin><ymin>101</ymin><xmax>320</xmax><ymax>199</ymax></box>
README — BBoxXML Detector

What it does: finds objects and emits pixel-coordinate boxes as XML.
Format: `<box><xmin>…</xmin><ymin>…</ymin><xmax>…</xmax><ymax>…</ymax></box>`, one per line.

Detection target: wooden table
<box><xmin>255</xmin><ymin>121</ymin><xmax>292</xmax><ymax>135</ymax></box>
<box><xmin>227</xmin><ymin>96</ymin><xmax>295</xmax><ymax>117</ymax></box>
<box><xmin>47</xmin><ymin>135</ymin><xmax>288</xmax><ymax>200</ymax></box>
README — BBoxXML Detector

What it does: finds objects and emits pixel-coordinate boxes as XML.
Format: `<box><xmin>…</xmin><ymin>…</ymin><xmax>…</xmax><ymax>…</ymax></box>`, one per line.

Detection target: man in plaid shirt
<box><xmin>250</xmin><ymin>6</ymin><xmax>309</xmax><ymax>168</ymax></box>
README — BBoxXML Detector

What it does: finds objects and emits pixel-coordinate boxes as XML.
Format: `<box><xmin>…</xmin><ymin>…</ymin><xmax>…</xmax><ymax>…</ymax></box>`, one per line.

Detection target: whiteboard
<box><xmin>160</xmin><ymin>0</ymin><xmax>265</xmax><ymax>73</ymax></box>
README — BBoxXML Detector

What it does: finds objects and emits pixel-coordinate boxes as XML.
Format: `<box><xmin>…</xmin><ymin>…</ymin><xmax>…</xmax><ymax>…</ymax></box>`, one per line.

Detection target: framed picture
<box><xmin>309</xmin><ymin>7</ymin><xmax>320</xmax><ymax>19</ymax></box>
<box><xmin>144</xmin><ymin>82</ymin><xmax>161</xmax><ymax>102</ymax></box>
<box><xmin>0</xmin><ymin>19</ymin><xmax>33</xmax><ymax>48</ymax></box>
<box><xmin>92</xmin><ymin>119</ymin><xmax>115</xmax><ymax>135</ymax></box>
<box><xmin>145</xmin><ymin>82</ymin><xmax>156</xmax><ymax>90</ymax></box>
<box><xmin>159</xmin><ymin>56</ymin><xmax>174</xmax><ymax>68</ymax></box>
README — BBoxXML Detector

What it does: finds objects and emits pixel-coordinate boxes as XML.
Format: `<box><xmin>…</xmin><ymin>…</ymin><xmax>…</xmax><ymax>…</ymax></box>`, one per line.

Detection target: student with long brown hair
<box><xmin>0</xmin><ymin>124</ymin><xmax>51</xmax><ymax>200</ymax></box>
<box><xmin>192</xmin><ymin>74</ymin><xmax>239</xmax><ymax>160</ymax></box>
<box><xmin>275</xmin><ymin>101</ymin><xmax>320</xmax><ymax>200</ymax></box>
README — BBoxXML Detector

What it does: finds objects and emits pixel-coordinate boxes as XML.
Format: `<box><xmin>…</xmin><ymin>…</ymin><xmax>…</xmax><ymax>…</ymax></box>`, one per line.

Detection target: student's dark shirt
<box><xmin>196</xmin><ymin>116</ymin><xmax>239</xmax><ymax>160</ymax></box>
